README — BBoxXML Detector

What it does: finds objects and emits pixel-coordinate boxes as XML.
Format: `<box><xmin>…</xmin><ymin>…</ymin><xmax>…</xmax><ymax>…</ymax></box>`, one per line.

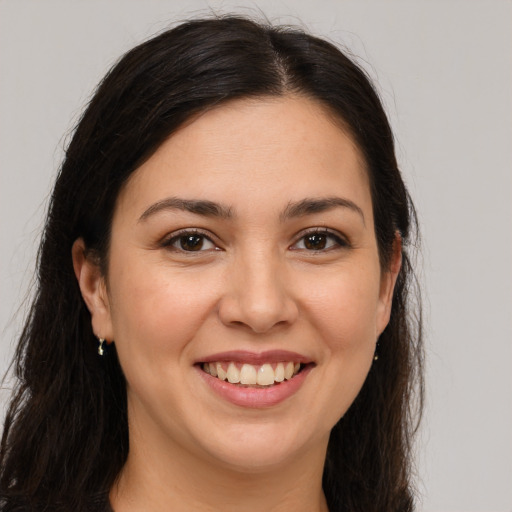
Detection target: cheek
<box><xmin>301</xmin><ymin>269</ymin><xmax>380</xmax><ymax>420</ymax></box>
<box><xmin>305</xmin><ymin>267</ymin><xmax>381</xmax><ymax>351</ymax></box>
<box><xmin>107</xmin><ymin>260</ymin><xmax>221</xmax><ymax>362</ymax></box>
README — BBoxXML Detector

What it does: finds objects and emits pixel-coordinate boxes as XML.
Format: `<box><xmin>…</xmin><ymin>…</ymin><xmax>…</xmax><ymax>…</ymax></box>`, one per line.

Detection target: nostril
<box><xmin>217</xmin><ymin>277</ymin><xmax>299</xmax><ymax>333</ymax></box>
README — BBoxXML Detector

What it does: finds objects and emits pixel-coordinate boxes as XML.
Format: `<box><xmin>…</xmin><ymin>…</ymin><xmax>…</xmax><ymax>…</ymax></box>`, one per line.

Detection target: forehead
<box><xmin>116</xmin><ymin>96</ymin><xmax>371</xmax><ymax>221</ymax></box>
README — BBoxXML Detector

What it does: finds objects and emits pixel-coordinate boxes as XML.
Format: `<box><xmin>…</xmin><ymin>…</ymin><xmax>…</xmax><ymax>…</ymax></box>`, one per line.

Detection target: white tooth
<box><xmin>216</xmin><ymin>363</ymin><xmax>227</xmax><ymax>381</ymax></box>
<box><xmin>275</xmin><ymin>362</ymin><xmax>285</xmax><ymax>382</ymax></box>
<box><xmin>227</xmin><ymin>362</ymin><xmax>240</xmax><ymax>384</ymax></box>
<box><xmin>203</xmin><ymin>363</ymin><xmax>210</xmax><ymax>374</ymax></box>
<box><xmin>257</xmin><ymin>364</ymin><xmax>275</xmax><ymax>385</ymax></box>
<box><xmin>209</xmin><ymin>363</ymin><xmax>218</xmax><ymax>377</ymax></box>
<box><xmin>284</xmin><ymin>362</ymin><xmax>294</xmax><ymax>380</ymax></box>
<box><xmin>294</xmin><ymin>363</ymin><xmax>301</xmax><ymax>374</ymax></box>
<box><xmin>240</xmin><ymin>364</ymin><xmax>257</xmax><ymax>385</ymax></box>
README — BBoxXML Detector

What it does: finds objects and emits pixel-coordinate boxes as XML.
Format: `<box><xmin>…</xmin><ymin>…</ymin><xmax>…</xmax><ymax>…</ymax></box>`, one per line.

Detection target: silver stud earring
<box><xmin>98</xmin><ymin>338</ymin><xmax>105</xmax><ymax>356</ymax></box>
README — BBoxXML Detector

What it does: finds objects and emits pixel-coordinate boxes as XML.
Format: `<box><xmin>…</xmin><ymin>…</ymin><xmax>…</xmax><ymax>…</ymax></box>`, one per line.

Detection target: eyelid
<box><xmin>159</xmin><ymin>227</ymin><xmax>349</xmax><ymax>252</ymax></box>
<box><xmin>161</xmin><ymin>228</ymin><xmax>221</xmax><ymax>251</ymax></box>
<box><xmin>289</xmin><ymin>227</ymin><xmax>350</xmax><ymax>251</ymax></box>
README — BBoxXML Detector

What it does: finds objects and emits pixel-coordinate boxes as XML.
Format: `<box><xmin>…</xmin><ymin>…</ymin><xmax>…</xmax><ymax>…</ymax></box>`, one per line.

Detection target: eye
<box><xmin>291</xmin><ymin>230</ymin><xmax>347</xmax><ymax>251</ymax></box>
<box><xmin>164</xmin><ymin>231</ymin><xmax>217</xmax><ymax>252</ymax></box>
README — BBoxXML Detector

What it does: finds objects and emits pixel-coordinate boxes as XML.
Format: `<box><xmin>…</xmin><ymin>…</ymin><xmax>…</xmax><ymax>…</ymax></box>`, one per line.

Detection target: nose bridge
<box><xmin>219</xmin><ymin>244</ymin><xmax>298</xmax><ymax>333</ymax></box>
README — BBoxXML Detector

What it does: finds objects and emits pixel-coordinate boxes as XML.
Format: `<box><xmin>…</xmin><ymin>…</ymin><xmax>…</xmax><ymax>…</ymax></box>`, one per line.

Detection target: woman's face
<box><xmin>80</xmin><ymin>96</ymin><xmax>398</xmax><ymax>472</ymax></box>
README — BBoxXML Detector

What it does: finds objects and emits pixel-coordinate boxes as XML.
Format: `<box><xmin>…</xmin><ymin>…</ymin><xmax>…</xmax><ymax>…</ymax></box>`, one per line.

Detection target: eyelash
<box><xmin>161</xmin><ymin>228</ymin><xmax>349</xmax><ymax>253</ymax></box>
<box><xmin>291</xmin><ymin>228</ymin><xmax>349</xmax><ymax>252</ymax></box>
<box><xmin>161</xmin><ymin>229</ymin><xmax>218</xmax><ymax>253</ymax></box>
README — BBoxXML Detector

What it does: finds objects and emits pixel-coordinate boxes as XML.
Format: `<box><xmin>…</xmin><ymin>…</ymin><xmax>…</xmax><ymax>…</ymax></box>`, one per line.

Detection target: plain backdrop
<box><xmin>1</xmin><ymin>1</ymin><xmax>511</xmax><ymax>510</ymax></box>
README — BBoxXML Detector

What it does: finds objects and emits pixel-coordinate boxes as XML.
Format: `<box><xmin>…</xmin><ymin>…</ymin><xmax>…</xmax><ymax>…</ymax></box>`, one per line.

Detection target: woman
<box><xmin>0</xmin><ymin>15</ymin><xmax>423</xmax><ymax>512</ymax></box>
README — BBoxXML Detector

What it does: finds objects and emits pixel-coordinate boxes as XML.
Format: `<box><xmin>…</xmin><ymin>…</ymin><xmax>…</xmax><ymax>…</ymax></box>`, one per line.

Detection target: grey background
<box><xmin>1</xmin><ymin>1</ymin><xmax>511</xmax><ymax>510</ymax></box>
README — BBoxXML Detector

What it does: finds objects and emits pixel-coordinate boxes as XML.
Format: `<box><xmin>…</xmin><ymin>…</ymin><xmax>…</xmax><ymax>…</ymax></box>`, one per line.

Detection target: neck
<box><xmin>110</xmin><ymin>415</ymin><xmax>330</xmax><ymax>512</ymax></box>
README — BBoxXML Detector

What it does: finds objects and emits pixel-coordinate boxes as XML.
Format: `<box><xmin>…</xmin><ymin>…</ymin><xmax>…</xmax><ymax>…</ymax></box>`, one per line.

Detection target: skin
<box><xmin>73</xmin><ymin>96</ymin><xmax>400</xmax><ymax>512</ymax></box>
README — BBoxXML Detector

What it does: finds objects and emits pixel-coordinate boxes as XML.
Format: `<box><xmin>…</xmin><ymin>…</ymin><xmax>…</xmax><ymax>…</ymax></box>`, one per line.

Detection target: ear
<box><xmin>72</xmin><ymin>238</ymin><xmax>114</xmax><ymax>342</ymax></box>
<box><xmin>376</xmin><ymin>234</ymin><xmax>402</xmax><ymax>336</ymax></box>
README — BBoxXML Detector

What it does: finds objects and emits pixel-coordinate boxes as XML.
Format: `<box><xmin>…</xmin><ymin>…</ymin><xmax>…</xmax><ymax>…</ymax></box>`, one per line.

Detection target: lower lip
<box><xmin>197</xmin><ymin>365</ymin><xmax>313</xmax><ymax>408</ymax></box>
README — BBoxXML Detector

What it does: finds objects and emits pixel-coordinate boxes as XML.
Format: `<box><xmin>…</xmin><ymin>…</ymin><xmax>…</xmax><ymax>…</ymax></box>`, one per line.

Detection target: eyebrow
<box><xmin>280</xmin><ymin>197</ymin><xmax>365</xmax><ymax>225</ymax></box>
<box><xmin>138</xmin><ymin>197</ymin><xmax>234</xmax><ymax>222</ymax></box>
<box><xmin>138</xmin><ymin>195</ymin><xmax>365</xmax><ymax>225</ymax></box>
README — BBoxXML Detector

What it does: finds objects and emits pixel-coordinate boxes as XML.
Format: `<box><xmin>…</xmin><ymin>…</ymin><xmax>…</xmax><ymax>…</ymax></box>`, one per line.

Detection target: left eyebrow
<box><xmin>280</xmin><ymin>197</ymin><xmax>365</xmax><ymax>225</ymax></box>
<box><xmin>138</xmin><ymin>197</ymin><xmax>234</xmax><ymax>222</ymax></box>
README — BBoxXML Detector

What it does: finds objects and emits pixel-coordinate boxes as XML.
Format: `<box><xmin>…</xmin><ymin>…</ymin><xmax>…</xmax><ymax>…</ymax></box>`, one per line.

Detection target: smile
<box><xmin>197</xmin><ymin>350</ymin><xmax>314</xmax><ymax>407</ymax></box>
<box><xmin>202</xmin><ymin>361</ymin><xmax>302</xmax><ymax>386</ymax></box>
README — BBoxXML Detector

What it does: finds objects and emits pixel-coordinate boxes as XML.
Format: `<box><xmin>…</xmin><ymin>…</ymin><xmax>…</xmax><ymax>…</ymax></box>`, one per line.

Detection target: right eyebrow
<box><xmin>280</xmin><ymin>196</ymin><xmax>365</xmax><ymax>226</ymax></box>
<box><xmin>138</xmin><ymin>197</ymin><xmax>234</xmax><ymax>223</ymax></box>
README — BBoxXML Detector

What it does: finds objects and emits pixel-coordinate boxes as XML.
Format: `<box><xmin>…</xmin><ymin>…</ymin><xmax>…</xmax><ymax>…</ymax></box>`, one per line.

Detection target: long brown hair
<box><xmin>0</xmin><ymin>15</ymin><xmax>423</xmax><ymax>512</ymax></box>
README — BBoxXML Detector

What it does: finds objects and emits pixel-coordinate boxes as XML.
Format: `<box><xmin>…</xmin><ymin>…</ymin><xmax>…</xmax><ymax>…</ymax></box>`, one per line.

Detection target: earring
<box><xmin>373</xmin><ymin>340</ymin><xmax>380</xmax><ymax>361</ymax></box>
<box><xmin>98</xmin><ymin>338</ymin><xmax>105</xmax><ymax>356</ymax></box>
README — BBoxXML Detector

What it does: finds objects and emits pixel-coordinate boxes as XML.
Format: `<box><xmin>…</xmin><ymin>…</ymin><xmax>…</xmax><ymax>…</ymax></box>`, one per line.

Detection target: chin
<box><xmin>190</xmin><ymin>418</ymin><xmax>329</xmax><ymax>473</ymax></box>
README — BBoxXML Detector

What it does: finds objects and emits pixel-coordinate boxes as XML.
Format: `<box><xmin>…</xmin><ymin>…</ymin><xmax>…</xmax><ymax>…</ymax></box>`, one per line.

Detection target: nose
<box><xmin>218</xmin><ymin>251</ymin><xmax>299</xmax><ymax>334</ymax></box>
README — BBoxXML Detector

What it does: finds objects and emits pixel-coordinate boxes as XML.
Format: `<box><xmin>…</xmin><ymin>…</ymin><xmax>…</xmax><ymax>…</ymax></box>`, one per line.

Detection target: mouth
<box><xmin>195</xmin><ymin>350</ymin><xmax>315</xmax><ymax>407</ymax></box>
<box><xmin>201</xmin><ymin>361</ymin><xmax>307</xmax><ymax>387</ymax></box>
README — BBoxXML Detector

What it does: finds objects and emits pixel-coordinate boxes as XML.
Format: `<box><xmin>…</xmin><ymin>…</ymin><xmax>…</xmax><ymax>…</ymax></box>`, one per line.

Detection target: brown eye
<box><xmin>179</xmin><ymin>234</ymin><xmax>205</xmax><ymax>251</ymax></box>
<box><xmin>165</xmin><ymin>231</ymin><xmax>217</xmax><ymax>252</ymax></box>
<box><xmin>304</xmin><ymin>233</ymin><xmax>328</xmax><ymax>250</ymax></box>
<box><xmin>291</xmin><ymin>230</ymin><xmax>347</xmax><ymax>251</ymax></box>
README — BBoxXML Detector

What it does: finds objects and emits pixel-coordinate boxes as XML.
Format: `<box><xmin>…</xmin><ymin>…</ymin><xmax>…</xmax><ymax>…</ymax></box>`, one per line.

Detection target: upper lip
<box><xmin>197</xmin><ymin>350</ymin><xmax>313</xmax><ymax>365</ymax></box>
